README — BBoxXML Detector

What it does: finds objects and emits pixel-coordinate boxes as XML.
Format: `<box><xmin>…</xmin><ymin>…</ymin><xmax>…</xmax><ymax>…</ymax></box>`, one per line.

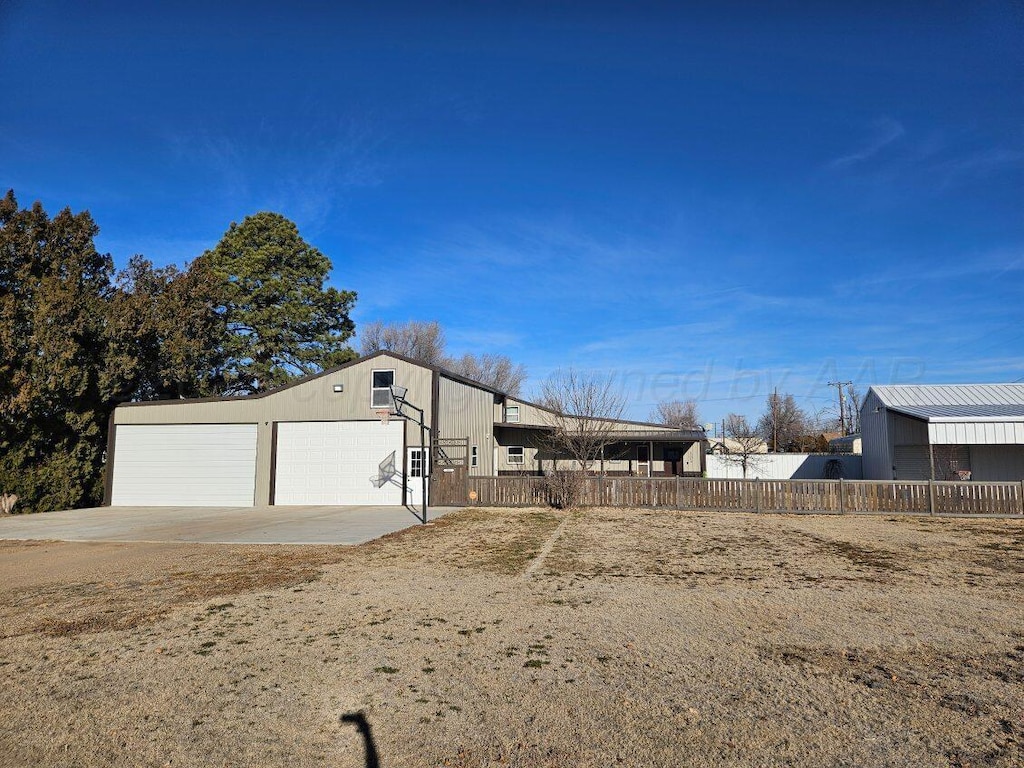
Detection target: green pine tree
<box><xmin>196</xmin><ymin>212</ymin><xmax>357</xmax><ymax>394</ymax></box>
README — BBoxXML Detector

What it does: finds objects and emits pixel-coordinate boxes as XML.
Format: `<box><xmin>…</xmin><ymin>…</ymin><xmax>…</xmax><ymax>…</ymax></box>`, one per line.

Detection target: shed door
<box><xmin>894</xmin><ymin>445</ymin><xmax>931</xmax><ymax>480</ymax></box>
<box><xmin>273</xmin><ymin>421</ymin><xmax>405</xmax><ymax>505</ymax></box>
<box><xmin>111</xmin><ymin>424</ymin><xmax>257</xmax><ymax>506</ymax></box>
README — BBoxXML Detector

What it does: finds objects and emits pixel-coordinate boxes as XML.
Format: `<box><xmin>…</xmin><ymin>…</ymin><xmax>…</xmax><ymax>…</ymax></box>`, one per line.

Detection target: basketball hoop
<box><xmin>375</xmin><ymin>409</ymin><xmax>391</xmax><ymax>426</ymax></box>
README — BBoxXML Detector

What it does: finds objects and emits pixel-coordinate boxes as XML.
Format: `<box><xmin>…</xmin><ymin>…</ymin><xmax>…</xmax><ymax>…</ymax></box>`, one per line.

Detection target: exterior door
<box><xmin>664</xmin><ymin>448</ymin><xmax>683</xmax><ymax>476</ymax></box>
<box><xmin>637</xmin><ymin>445</ymin><xmax>650</xmax><ymax>477</ymax></box>
<box><xmin>406</xmin><ymin>446</ymin><xmax>429</xmax><ymax>507</ymax></box>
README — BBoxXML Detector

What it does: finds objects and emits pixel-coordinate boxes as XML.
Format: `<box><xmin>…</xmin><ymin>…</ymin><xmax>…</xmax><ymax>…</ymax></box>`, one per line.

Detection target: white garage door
<box><xmin>111</xmin><ymin>424</ymin><xmax>257</xmax><ymax>506</ymax></box>
<box><xmin>273</xmin><ymin>421</ymin><xmax>405</xmax><ymax>506</ymax></box>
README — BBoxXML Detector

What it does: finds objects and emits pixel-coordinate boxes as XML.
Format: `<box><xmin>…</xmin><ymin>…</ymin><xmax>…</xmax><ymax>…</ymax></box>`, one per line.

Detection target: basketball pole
<box><xmin>389</xmin><ymin>385</ymin><xmax>429</xmax><ymax>524</ymax></box>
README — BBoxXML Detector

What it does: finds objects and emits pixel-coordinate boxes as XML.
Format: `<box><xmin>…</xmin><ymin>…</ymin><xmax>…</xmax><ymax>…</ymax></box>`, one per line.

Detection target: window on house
<box><xmin>505</xmin><ymin>404</ymin><xmax>520</xmax><ymax>423</ymax></box>
<box><xmin>471</xmin><ymin>446</ymin><xmax>479</xmax><ymax>468</ymax></box>
<box><xmin>371</xmin><ymin>369</ymin><xmax>395</xmax><ymax>409</ymax></box>
<box><xmin>507</xmin><ymin>446</ymin><xmax>525</xmax><ymax>465</ymax></box>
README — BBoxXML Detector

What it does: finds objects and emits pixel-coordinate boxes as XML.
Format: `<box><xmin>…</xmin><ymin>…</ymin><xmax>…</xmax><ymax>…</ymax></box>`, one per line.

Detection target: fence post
<box><xmin>928</xmin><ymin>479</ymin><xmax>935</xmax><ymax>515</ymax></box>
<box><xmin>838</xmin><ymin>478</ymin><xmax>844</xmax><ymax>514</ymax></box>
<box><xmin>1020</xmin><ymin>481</ymin><xmax>1024</xmax><ymax>517</ymax></box>
<box><xmin>754</xmin><ymin>479</ymin><xmax>761</xmax><ymax>514</ymax></box>
<box><xmin>675</xmin><ymin>476</ymin><xmax>681</xmax><ymax>510</ymax></box>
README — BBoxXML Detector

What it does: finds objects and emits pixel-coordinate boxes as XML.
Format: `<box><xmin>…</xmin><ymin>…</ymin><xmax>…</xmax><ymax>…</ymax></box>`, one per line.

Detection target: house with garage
<box><xmin>104</xmin><ymin>351</ymin><xmax>707</xmax><ymax>508</ymax></box>
<box><xmin>861</xmin><ymin>384</ymin><xmax>1024</xmax><ymax>481</ymax></box>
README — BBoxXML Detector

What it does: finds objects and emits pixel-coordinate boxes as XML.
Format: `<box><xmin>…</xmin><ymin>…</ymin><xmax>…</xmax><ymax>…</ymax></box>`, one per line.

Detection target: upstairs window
<box><xmin>505</xmin><ymin>404</ymin><xmax>520</xmax><ymax>423</ymax></box>
<box><xmin>371</xmin><ymin>370</ymin><xmax>395</xmax><ymax>409</ymax></box>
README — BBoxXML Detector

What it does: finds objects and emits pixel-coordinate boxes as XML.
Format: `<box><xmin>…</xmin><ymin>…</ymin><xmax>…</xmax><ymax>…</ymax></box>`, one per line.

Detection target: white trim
<box><xmin>371</xmin><ymin>369</ymin><xmax>396</xmax><ymax>409</ymax></box>
<box><xmin>507</xmin><ymin>445</ymin><xmax>525</xmax><ymax>465</ymax></box>
<box><xmin>470</xmin><ymin>445</ymin><xmax>479</xmax><ymax>468</ymax></box>
<box><xmin>505</xmin><ymin>404</ymin><xmax>521</xmax><ymax>423</ymax></box>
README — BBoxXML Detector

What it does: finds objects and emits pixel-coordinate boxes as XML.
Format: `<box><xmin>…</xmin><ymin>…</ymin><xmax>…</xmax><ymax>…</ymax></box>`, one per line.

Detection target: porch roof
<box><xmin>497</xmin><ymin>424</ymin><xmax>705</xmax><ymax>442</ymax></box>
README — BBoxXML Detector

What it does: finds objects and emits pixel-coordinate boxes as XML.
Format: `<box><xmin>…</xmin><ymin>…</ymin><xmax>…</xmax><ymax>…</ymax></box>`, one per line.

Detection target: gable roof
<box><xmin>870</xmin><ymin>384</ymin><xmax>1024</xmax><ymax>422</ymax></box>
<box><xmin>116</xmin><ymin>350</ymin><xmax>505</xmax><ymax>408</ymax></box>
<box><xmin>113</xmin><ymin>349</ymin><xmax>707</xmax><ymax>437</ymax></box>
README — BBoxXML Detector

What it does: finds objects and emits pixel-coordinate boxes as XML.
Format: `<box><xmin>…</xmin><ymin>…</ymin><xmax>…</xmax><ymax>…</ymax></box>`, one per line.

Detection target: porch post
<box><xmin>648</xmin><ymin>440</ymin><xmax>654</xmax><ymax>478</ymax></box>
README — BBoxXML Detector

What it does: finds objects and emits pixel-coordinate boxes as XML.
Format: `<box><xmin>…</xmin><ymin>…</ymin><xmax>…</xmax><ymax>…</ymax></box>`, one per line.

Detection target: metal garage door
<box><xmin>894</xmin><ymin>445</ymin><xmax>931</xmax><ymax>480</ymax></box>
<box><xmin>111</xmin><ymin>424</ymin><xmax>258</xmax><ymax>506</ymax></box>
<box><xmin>273</xmin><ymin>421</ymin><xmax>405</xmax><ymax>505</ymax></box>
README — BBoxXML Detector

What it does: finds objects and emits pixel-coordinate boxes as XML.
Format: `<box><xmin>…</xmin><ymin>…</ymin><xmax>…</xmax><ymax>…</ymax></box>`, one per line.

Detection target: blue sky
<box><xmin>2</xmin><ymin>1</ymin><xmax>1022</xmax><ymax>426</ymax></box>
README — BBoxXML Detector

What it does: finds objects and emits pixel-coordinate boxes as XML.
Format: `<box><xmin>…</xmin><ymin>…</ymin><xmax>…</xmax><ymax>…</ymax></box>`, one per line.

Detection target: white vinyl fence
<box><xmin>706</xmin><ymin>453</ymin><xmax>863</xmax><ymax>480</ymax></box>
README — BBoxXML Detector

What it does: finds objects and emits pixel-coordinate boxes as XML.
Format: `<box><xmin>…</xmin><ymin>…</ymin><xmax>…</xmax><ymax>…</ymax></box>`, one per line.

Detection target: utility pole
<box><xmin>772</xmin><ymin>387</ymin><xmax>778</xmax><ymax>453</ymax></box>
<box><xmin>828</xmin><ymin>381</ymin><xmax>853</xmax><ymax>436</ymax></box>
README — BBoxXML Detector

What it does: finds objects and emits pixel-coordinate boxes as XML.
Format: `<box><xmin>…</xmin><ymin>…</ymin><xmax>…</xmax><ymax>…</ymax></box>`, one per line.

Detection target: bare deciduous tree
<box><xmin>843</xmin><ymin>384</ymin><xmax>862</xmax><ymax>435</ymax></box>
<box><xmin>818</xmin><ymin>384</ymin><xmax>864</xmax><ymax>437</ymax></box>
<box><xmin>359</xmin><ymin>320</ymin><xmax>447</xmax><ymax>365</ymax></box>
<box><xmin>650</xmin><ymin>399</ymin><xmax>701</xmax><ymax>429</ymax></box>
<box><xmin>756</xmin><ymin>392</ymin><xmax>809</xmax><ymax>452</ymax></box>
<box><xmin>538</xmin><ymin>369</ymin><xmax>626</xmax><ymax>507</ymax></box>
<box><xmin>717</xmin><ymin>413</ymin><xmax>766</xmax><ymax>478</ymax></box>
<box><xmin>359</xmin><ymin>321</ymin><xmax>527</xmax><ymax>394</ymax></box>
<box><xmin>447</xmin><ymin>353</ymin><xmax>527</xmax><ymax>397</ymax></box>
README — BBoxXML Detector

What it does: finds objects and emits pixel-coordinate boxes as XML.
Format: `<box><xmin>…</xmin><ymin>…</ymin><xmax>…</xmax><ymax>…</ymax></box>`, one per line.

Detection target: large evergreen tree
<box><xmin>0</xmin><ymin>191</ymin><xmax>114</xmax><ymax>512</ymax></box>
<box><xmin>196</xmin><ymin>213</ymin><xmax>357</xmax><ymax>394</ymax></box>
<box><xmin>104</xmin><ymin>255</ymin><xmax>225</xmax><ymax>400</ymax></box>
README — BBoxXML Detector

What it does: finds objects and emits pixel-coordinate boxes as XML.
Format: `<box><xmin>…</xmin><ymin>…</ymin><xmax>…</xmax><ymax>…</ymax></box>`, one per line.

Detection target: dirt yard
<box><xmin>1</xmin><ymin>508</ymin><xmax>1022</xmax><ymax>768</ymax></box>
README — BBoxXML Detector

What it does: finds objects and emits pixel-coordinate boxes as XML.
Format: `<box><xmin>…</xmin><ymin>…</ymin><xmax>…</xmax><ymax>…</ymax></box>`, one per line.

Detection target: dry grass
<box><xmin>1</xmin><ymin>508</ymin><xmax>1022</xmax><ymax>768</ymax></box>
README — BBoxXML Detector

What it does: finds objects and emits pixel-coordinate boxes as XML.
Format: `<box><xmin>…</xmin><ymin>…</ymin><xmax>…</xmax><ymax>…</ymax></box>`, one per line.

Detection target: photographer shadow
<box><xmin>341</xmin><ymin>711</ymin><xmax>380</xmax><ymax>768</ymax></box>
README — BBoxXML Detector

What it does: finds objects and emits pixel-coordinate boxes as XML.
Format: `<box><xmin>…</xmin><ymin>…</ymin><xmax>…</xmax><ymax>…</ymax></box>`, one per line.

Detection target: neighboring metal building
<box><xmin>861</xmin><ymin>384</ymin><xmax>1024</xmax><ymax>481</ymax></box>
<box><xmin>105</xmin><ymin>351</ymin><xmax>707</xmax><ymax>507</ymax></box>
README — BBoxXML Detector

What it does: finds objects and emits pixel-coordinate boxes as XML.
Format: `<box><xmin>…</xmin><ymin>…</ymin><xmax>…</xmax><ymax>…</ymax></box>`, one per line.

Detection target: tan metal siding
<box><xmin>112</xmin><ymin>354</ymin><xmax>433</xmax><ymax>504</ymax></box>
<box><xmin>438</xmin><ymin>377</ymin><xmax>495</xmax><ymax>475</ymax></box>
<box><xmin>501</xmin><ymin>397</ymin><xmax>669</xmax><ymax>432</ymax></box>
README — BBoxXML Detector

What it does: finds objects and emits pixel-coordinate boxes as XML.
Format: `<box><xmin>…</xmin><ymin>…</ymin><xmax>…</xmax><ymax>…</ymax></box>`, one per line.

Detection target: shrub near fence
<box><xmin>462</xmin><ymin>476</ymin><xmax>1024</xmax><ymax>517</ymax></box>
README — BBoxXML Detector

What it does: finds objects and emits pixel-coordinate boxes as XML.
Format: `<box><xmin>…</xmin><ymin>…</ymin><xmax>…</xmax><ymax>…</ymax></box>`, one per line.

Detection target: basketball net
<box><xmin>376</xmin><ymin>409</ymin><xmax>391</xmax><ymax>426</ymax></box>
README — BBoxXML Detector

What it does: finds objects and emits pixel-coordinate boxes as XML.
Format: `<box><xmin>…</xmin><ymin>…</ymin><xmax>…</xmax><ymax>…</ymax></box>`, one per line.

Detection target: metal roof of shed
<box><xmin>872</xmin><ymin>384</ymin><xmax>1024</xmax><ymax>422</ymax></box>
<box><xmin>869</xmin><ymin>384</ymin><xmax>1024</xmax><ymax>444</ymax></box>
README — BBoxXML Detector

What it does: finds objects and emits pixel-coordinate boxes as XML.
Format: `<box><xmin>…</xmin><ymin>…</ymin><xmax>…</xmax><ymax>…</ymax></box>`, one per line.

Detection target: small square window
<box><xmin>371</xmin><ymin>369</ymin><xmax>395</xmax><ymax>408</ymax></box>
<box><xmin>507</xmin><ymin>446</ymin><xmax>525</xmax><ymax>464</ymax></box>
<box><xmin>470</xmin><ymin>446</ymin><xmax>479</xmax><ymax>468</ymax></box>
<box><xmin>505</xmin><ymin>404</ymin><xmax>520</xmax><ymax>423</ymax></box>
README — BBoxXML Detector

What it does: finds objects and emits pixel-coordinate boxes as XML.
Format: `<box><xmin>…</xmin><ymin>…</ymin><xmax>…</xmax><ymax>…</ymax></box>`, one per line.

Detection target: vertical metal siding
<box><xmin>929</xmin><ymin>420</ymin><xmax>1024</xmax><ymax>444</ymax></box>
<box><xmin>860</xmin><ymin>390</ymin><xmax>891</xmax><ymax>479</ymax></box>
<box><xmin>969</xmin><ymin>445</ymin><xmax>1024</xmax><ymax>481</ymax></box>
<box><xmin>438</xmin><ymin>377</ymin><xmax>496</xmax><ymax>475</ymax></box>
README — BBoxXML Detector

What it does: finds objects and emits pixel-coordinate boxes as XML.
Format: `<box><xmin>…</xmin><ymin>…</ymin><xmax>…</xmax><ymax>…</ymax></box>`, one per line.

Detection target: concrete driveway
<box><xmin>0</xmin><ymin>504</ymin><xmax>461</xmax><ymax>545</ymax></box>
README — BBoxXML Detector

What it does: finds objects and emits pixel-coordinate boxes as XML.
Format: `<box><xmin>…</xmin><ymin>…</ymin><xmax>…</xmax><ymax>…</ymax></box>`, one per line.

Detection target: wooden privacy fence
<box><xmin>460</xmin><ymin>476</ymin><xmax>1024</xmax><ymax>516</ymax></box>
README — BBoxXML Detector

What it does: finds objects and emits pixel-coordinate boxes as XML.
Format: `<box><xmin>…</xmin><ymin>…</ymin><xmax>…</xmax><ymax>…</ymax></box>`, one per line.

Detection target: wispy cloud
<box><xmin>932</xmin><ymin>148</ymin><xmax>1024</xmax><ymax>189</ymax></box>
<box><xmin>164</xmin><ymin>116</ymin><xmax>386</xmax><ymax>236</ymax></box>
<box><xmin>834</xmin><ymin>248</ymin><xmax>1024</xmax><ymax>293</ymax></box>
<box><xmin>828</xmin><ymin>117</ymin><xmax>905</xmax><ymax>168</ymax></box>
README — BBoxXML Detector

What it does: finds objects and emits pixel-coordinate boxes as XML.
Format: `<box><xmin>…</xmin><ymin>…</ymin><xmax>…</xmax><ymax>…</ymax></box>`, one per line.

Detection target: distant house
<box><xmin>828</xmin><ymin>433</ymin><xmax>862</xmax><ymax>454</ymax></box>
<box><xmin>860</xmin><ymin>384</ymin><xmax>1024</xmax><ymax>481</ymax></box>
<box><xmin>707</xmin><ymin>436</ymin><xmax>768</xmax><ymax>455</ymax></box>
